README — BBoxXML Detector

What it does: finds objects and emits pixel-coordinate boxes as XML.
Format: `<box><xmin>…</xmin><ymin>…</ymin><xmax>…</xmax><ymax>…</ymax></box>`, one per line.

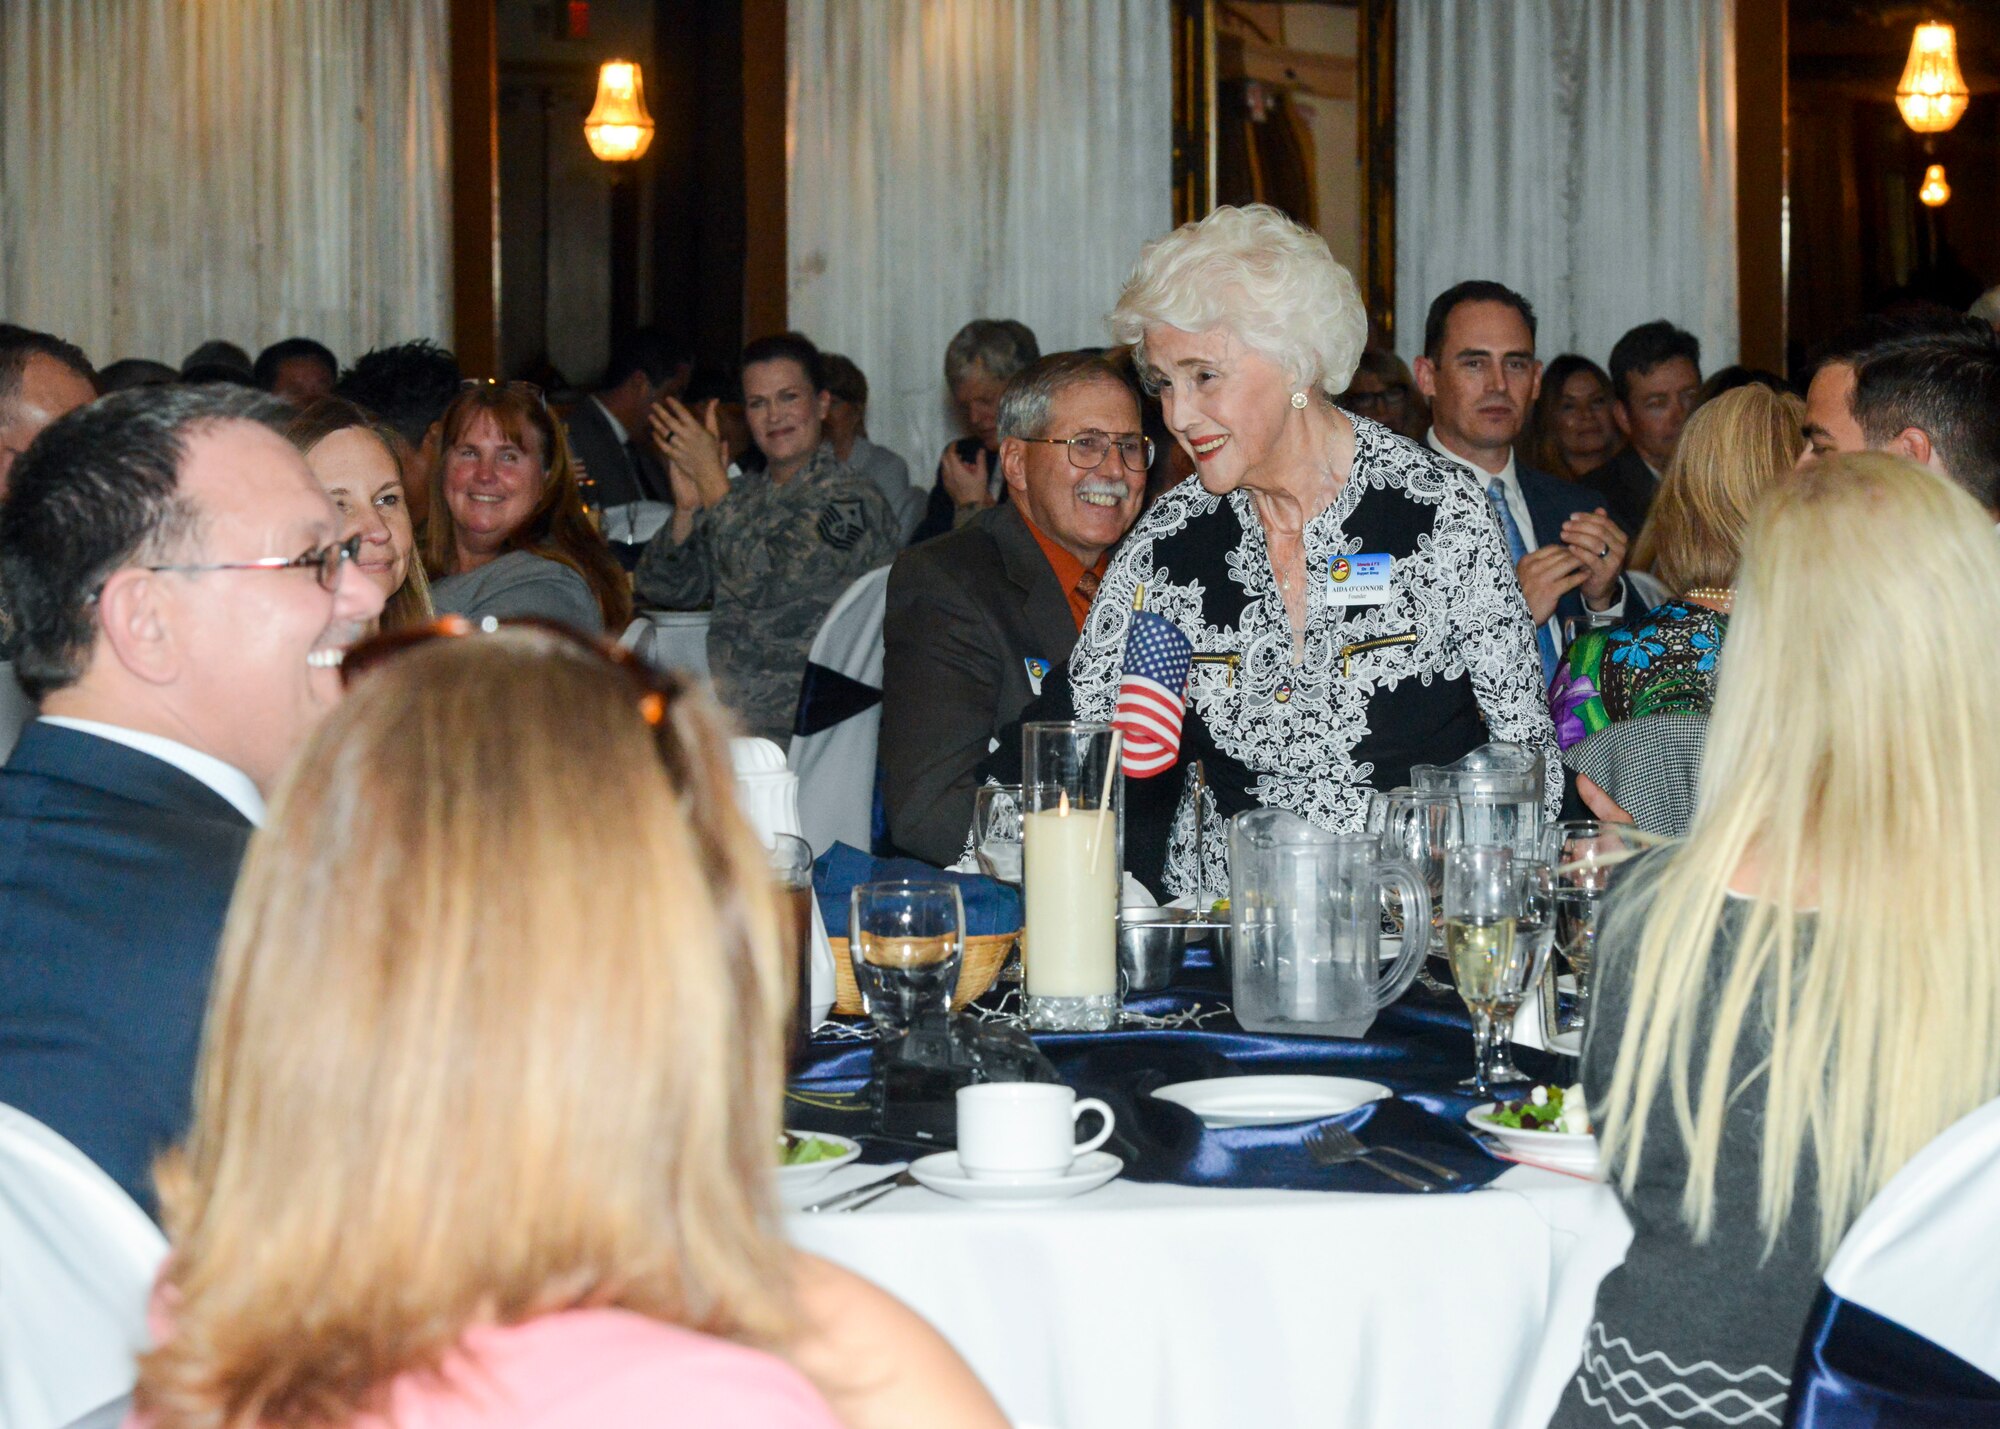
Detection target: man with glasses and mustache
<box><xmin>0</xmin><ymin>384</ymin><xmax>382</xmax><ymax>1213</ymax></box>
<box><xmin>882</xmin><ymin>352</ymin><xmax>1148</xmax><ymax>864</ymax></box>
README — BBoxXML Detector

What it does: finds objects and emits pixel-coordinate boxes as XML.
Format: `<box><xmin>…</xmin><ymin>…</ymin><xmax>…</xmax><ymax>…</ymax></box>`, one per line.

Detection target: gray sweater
<box><xmin>1552</xmin><ymin>893</ymin><xmax>1821</xmax><ymax>1428</ymax></box>
<box><xmin>431</xmin><ymin>550</ymin><xmax>604</xmax><ymax>634</ymax></box>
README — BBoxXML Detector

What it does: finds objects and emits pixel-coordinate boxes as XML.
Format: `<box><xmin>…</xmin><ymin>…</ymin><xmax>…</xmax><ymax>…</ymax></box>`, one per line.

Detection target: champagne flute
<box><xmin>1480</xmin><ymin>858</ymin><xmax>1554</xmax><ymax>1087</ymax></box>
<box><xmin>1444</xmin><ymin>844</ymin><xmax>1527</xmax><ymax>1097</ymax></box>
<box><xmin>848</xmin><ymin>880</ymin><xmax>965</xmax><ymax>1036</ymax></box>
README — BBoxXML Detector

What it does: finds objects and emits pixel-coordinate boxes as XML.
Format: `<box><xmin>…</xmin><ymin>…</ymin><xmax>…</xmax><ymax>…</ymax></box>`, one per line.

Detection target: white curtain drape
<box><xmin>788</xmin><ymin>0</ymin><xmax>1173</xmax><ymax>483</ymax></box>
<box><xmin>1396</xmin><ymin>0</ymin><xmax>1738</xmax><ymax>372</ymax></box>
<box><xmin>0</xmin><ymin>0</ymin><xmax>450</xmax><ymax>370</ymax></box>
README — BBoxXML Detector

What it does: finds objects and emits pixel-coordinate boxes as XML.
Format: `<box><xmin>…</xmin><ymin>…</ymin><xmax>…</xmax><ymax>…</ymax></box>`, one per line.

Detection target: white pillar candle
<box><xmin>1022</xmin><ymin>805</ymin><xmax>1117</xmax><ymax>999</ymax></box>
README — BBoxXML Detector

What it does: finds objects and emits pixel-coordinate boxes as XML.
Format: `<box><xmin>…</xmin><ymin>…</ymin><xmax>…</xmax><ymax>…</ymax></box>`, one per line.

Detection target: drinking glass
<box><xmin>768</xmin><ymin>833</ymin><xmax>815</xmax><ymax>1064</ymax></box>
<box><xmin>848</xmin><ymin>880</ymin><xmax>965</xmax><ymax>1036</ymax></box>
<box><xmin>1444</xmin><ymin>844</ymin><xmax>1536</xmax><ymax>1097</ymax></box>
<box><xmin>1550</xmin><ymin>821</ymin><xmax>1652</xmax><ymax>1034</ymax></box>
<box><xmin>973</xmin><ymin>784</ymin><xmax>1024</xmax><ymax>884</ymax></box>
<box><xmin>1376</xmin><ymin>788</ymin><xmax>1461</xmax><ymax>993</ymax></box>
<box><xmin>1021</xmin><ymin>722</ymin><xmax>1121</xmax><ymax>1031</ymax></box>
<box><xmin>1480</xmin><ymin>858</ymin><xmax>1554</xmax><ymax>1087</ymax></box>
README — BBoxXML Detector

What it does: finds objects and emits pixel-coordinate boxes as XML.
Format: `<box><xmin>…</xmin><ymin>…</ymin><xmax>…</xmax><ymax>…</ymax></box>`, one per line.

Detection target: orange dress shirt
<box><xmin>1021</xmin><ymin>515</ymin><xmax>1110</xmax><ymax>631</ymax></box>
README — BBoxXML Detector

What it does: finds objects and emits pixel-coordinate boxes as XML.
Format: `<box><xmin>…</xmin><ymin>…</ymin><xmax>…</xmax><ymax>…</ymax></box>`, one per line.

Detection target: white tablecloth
<box><xmin>788</xmin><ymin>1164</ymin><xmax>1631</xmax><ymax>1429</ymax></box>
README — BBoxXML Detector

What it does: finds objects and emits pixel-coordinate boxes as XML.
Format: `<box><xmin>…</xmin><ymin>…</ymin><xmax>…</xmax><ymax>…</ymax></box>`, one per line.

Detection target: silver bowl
<box><xmin>1116</xmin><ymin>907</ymin><xmax>1198</xmax><ymax>994</ymax></box>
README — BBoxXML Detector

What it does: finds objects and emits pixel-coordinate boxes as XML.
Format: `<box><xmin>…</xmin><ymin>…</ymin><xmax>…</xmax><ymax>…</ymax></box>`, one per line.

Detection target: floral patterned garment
<box><xmin>1069</xmin><ymin>415</ymin><xmax>1560</xmax><ymax>899</ymax></box>
<box><xmin>1550</xmin><ymin>599</ymin><xmax>1728</xmax><ymax>750</ymax></box>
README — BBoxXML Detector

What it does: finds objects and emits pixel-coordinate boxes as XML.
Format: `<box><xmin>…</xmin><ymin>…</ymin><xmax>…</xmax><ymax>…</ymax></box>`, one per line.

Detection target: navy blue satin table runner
<box><xmin>789</xmin><ymin>946</ymin><xmax>1575</xmax><ymax>1195</ymax></box>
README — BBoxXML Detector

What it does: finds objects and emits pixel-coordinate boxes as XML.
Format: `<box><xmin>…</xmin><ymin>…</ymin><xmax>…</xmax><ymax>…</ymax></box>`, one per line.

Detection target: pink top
<box><xmin>125</xmin><ymin>1309</ymin><xmax>843</xmax><ymax>1429</ymax></box>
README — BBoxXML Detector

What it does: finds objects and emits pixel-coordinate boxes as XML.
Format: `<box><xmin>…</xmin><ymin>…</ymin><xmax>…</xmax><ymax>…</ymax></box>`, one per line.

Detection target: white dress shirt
<box><xmin>1426</xmin><ymin>428</ymin><xmax>1624</xmax><ymax>644</ymax></box>
<box><xmin>38</xmin><ymin>716</ymin><xmax>265</xmax><ymax>826</ymax></box>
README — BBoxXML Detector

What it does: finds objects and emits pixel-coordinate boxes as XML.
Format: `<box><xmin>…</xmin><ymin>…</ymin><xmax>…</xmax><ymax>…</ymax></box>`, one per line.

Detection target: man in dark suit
<box><xmin>882</xmin><ymin>352</ymin><xmax>1146</xmax><ymax>865</ymax></box>
<box><xmin>563</xmin><ymin>326</ymin><xmax>688</xmax><ymax>510</ymax></box>
<box><xmin>1588</xmin><ymin>320</ymin><xmax>1703</xmax><ymax>536</ymax></box>
<box><xmin>0</xmin><ymin>385</ymin><xmax>384</xmax><ymax>1212</ymax></box>
<box><xmin>1413</xmin><ymin>282</ymin><xmax>1630</xmax><ymax>685</ymax></box>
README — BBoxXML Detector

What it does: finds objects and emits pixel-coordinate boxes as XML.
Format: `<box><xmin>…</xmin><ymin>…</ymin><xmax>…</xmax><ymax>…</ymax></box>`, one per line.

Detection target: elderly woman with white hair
<box><xmin>1071</xmin><ymin>205</ymin><xmax>1557</xmax><ymax>895</ymax></box>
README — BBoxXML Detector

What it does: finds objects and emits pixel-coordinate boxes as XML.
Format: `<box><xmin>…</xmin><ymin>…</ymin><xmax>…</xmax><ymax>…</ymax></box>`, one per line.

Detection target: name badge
<box><xmin>1328</xmin><ymin>553</ymin><xmax>1393</xmax><ymax>606</ymax></box>
<box><xmin>1023</xmin><ymin>657</ymin><xmax>1051</xmax><ymax>696</ymax></box>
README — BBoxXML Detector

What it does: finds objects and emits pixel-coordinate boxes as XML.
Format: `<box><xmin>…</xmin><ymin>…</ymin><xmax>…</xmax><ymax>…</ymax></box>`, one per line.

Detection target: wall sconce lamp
<box><xmin>1897</xmin><ymin>22</ymin><xmax>1969</xmax><ymax>134</ymax></box>
<box><xmin>584</xmin><ymin>60</ymin><xmax>654</xmax><ymax>163</ymax></box>
<box><xmin>1919</xmin><ymin>163</ymin><xmax>1952</xmax><ymax>207</ymax></box>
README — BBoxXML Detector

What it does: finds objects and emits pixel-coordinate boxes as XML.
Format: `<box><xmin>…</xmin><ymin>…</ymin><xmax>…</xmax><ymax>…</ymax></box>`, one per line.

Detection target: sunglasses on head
<box><xmin>337</xmin><ymin>614</ymin><xmax>681</xmax><ymax>729</ymax></box>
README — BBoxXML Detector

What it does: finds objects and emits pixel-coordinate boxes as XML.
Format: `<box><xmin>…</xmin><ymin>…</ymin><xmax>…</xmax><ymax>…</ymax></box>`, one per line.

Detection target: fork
<box><xmin>1313</xmin><ymin>1124</ymin><xmax>1462</xmax><ymax>1184</ymax></box>
<box><xmin>1303</xmin><ymin>1125</ymin><xmax>1436</xmax><ymax>1191</ymax></box>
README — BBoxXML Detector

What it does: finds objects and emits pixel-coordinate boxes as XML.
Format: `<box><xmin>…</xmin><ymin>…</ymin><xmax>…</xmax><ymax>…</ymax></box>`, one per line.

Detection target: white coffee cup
<box><xmin>955</xmin><ymin>1082</ymin><xmax>1116</xmax><ymax>1182</ymax></box>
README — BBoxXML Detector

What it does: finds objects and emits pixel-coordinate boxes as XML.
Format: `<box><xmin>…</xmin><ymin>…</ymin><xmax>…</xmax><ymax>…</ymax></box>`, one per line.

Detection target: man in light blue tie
<box><xmin>1413</xmin><ymin>281</ymin><xmax>1629</xmax><ymax>685</ymax></box>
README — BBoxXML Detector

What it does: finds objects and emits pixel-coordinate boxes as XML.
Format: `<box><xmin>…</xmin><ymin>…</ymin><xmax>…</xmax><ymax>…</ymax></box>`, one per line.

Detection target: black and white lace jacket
<box><xmin>1068</xmin><ymin>416</ymin><xmax>1560</xmax><ymax>898</ymax></box>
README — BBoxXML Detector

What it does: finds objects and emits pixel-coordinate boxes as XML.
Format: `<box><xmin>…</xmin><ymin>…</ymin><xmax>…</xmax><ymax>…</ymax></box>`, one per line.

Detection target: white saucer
<box><xmin>776</xmin><ymin>1131</ymin><xmax>863</xmax><ymax>1189</ymax></box>
<box><xmin>909</xmin><ymin>1150</ymin><xmax>1122</xmax><ymax>1204</ymax></box>
<box><xmin>1152</xmin><ymin>1074</ymin><xmax>1391</xmax><ymax>1128</ymax></box>
<box><xmin>1466</xmin><ymin>1104</ymin><xmax>1598</xmax><ymax>1171</ymax></box>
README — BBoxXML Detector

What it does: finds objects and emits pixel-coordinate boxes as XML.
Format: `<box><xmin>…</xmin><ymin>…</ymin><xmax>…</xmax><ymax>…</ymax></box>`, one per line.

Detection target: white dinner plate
<box><xmin>909</xmin><ymin>1150</ymin><xmax>1122</xmax><ymax>1205</ymax></box>
<box><xmin>1466</xmin><ymin>1104</ymin><xmax>1599</xmax><ymax>1171</ymax></box>
<box><xmin>776</xmin><ymin>1131</ymin><xmax>863</xmax><ymax>1189</ymax></box>
<box><xmin>1151</xmin><ymin>1074</ymin><xmax>1391</xmax><ymax>1129</ymax></box>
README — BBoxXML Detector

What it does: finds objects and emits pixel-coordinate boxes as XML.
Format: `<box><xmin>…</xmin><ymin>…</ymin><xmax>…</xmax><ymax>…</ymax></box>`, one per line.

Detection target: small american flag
<box><xmin>1114</xmin><ymin>608</ymin><xmax>1195</xmax><ymax>777</ymax></box>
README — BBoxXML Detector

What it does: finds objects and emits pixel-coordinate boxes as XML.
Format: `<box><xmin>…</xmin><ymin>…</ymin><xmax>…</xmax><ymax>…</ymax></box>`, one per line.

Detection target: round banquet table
<box><xmin>783</xmin><ymin>960</ymin><xmax>1633</xmax><ymax>1429</ymax></box>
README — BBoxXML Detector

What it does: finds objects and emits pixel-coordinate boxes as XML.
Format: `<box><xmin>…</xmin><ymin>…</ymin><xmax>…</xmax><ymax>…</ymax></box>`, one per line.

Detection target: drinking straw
<box><xmin>1088</xmin><ymin>729</ymin><xmax>1122</xmax><ymax>874</ymax></box>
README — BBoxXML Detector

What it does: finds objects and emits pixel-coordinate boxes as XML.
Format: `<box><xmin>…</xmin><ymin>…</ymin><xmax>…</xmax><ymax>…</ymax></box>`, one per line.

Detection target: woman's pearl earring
<box><xmin>1291</xmin><ymin>390</ymin><xmax>1309</xmax><ymax>410</ymax></box>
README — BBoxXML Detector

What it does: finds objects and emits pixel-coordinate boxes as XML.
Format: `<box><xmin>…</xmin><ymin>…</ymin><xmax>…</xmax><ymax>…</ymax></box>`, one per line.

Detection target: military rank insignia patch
<box><xmin>817</xmin><ymin>496</ymin><xmax>867</xmax><ymax>550</ymax></box>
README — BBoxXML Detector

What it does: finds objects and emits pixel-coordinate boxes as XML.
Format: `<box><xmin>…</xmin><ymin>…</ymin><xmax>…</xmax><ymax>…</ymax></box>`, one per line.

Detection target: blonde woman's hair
<box><xmin>1629</xmin><ymin>383</ymin><xmax>1805</xmax><ymax>593</ymax></box>
<box><xmin>1108</xmin><ymin>204</ymin><xmax>1368</xmax><ymax>397</ymax></box>
<box><xmin>137</xmin><ymin>629</ymin><xmax>795</xmax><ymax>1426</ymax></box>
<box><xmin>1597</xmin><ymin>452</ymin><xmax>2000</xmax><ymax>1263</ymax></box>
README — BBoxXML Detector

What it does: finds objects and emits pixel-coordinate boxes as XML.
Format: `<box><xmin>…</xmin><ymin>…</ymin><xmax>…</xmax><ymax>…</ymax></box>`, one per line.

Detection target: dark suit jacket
<box><xmin>1582</xmin><ymin>444</ymin><xmax>1658</xmax><ymax>539</ymax></box>
<box><xmin>882</xmin><ymin>503</ymin><xmax>1080</xmax><ymax>865</ymax></box>
<box><xmin>1517</xmin><ymin>462</ymin><xmax>1632</xmax><ymax>631</ymax></box>
<box><xmin>564</xmin><ymin>396</ymin><xmax>667</xmax><ymax>508</ymax></box>
<box><xmin>0</xmin><ymin>723</ymin><xmax>253</xmax><ymax>1212</ymax></box>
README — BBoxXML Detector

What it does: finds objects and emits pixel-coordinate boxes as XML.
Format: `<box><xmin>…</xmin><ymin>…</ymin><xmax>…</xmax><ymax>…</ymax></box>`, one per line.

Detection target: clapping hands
<box><xmin>651</xmin><ymin>397</ymin><xmax>732</xmax><ymax>513</ymax></box>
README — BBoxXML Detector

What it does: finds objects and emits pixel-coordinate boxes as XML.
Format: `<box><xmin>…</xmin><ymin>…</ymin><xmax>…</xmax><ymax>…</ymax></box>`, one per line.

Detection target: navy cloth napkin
<box><xmin>812</xmin><ymin>842</ymin><xmax>1022</xmax><ymax>939</ymax></box>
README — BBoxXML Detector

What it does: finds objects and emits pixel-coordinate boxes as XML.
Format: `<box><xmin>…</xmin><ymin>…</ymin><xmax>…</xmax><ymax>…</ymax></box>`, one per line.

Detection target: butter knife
<box><xmin>800</xmin><ymin>1166</ymin><xmax>913</xmax><ymax>1213</ymax></box>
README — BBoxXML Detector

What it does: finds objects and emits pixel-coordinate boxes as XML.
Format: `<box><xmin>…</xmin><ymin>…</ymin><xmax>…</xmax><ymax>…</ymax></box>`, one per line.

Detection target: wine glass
<box><xmin>973</xmin><ymin>784</ymin><xmax>1024</xmax><ymax>884</ymax></box>
<box><xmin>1550</xmin><ymin>821</ymin><xmax>1652</xmax><ymax>1034</ymax></box>
<box><xmin>1376</xmin><ymin>788</ymin><xmax>1461</xmax><ymax>993</ymax></box>
<box><xmin>1444</xmin><ymin>844</ymin><xmax>1541</xmax><ymax>1097</ymax></box>
<box><xmin>848</xmin><ymin>880</ymin><xmax>965</xmax><ymax>1036</ymax></box>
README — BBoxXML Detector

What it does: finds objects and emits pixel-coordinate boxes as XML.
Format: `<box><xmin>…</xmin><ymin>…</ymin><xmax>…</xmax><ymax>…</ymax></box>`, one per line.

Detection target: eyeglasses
<box><xmin>1020</xmin><ymin>431</ymin><xmax>1155</xmax><ymax>472</ymax></box>
<box><xmin>337</xmin><ymin>614</ymin><xmax>683</xmax><ymax>730</ymax></box>
<box><xmin>142</xmin><ymin>533</ymin><xmax>363</xmax><ymax>592</ymax></box>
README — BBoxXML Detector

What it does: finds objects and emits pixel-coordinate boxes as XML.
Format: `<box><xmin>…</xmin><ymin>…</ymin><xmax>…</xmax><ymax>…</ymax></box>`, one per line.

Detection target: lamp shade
<box><xmin>584</xmin><ymin>59</ymin><xmax>654</xmax><ymax>162</ymax></box>
<box><xmin>1919</xmin><ymin>163</ymin><xmax>1952</xmax><ymax>207</ymax></box>
<box><xmin>1896</xmin><ymin>22</ymin><xmax>1969</xmax><ymax>134</ymax></box>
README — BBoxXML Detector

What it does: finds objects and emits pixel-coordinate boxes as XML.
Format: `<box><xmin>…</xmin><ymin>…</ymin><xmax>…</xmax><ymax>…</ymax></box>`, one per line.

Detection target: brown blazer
<box><xmin>880</xmin><ymin>503</ymin><xmax>1081</xmax><ymax>865</ymax></box>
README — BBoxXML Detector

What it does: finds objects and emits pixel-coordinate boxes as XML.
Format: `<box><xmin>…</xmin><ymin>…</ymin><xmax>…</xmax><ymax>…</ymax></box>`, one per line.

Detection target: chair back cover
<box><xmin>788</xmin><ymin>565</ymin><xmax>890</xmax><ymax>860</ymax></box>
<box><xmin>1785</xmin><ymin>1096</ymin><xmax>2000</xmax><ymax>1425</ymax></box>
<box><xmin>628</xmin><ymin>609</ymin><xmax>713</xmax><ymax>677</ymax></box>
<box><xmin>0</xmin><ymin>1103</ymin><xmax>166</xmax><ymax>1429</ymax></box>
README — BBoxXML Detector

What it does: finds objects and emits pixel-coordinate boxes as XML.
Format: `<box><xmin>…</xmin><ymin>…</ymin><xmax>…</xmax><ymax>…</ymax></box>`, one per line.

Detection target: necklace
<box><xmin>1682</xmin><ymin>586</ymin><xmax>1735</xmax><ymax>612</ymax></box>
